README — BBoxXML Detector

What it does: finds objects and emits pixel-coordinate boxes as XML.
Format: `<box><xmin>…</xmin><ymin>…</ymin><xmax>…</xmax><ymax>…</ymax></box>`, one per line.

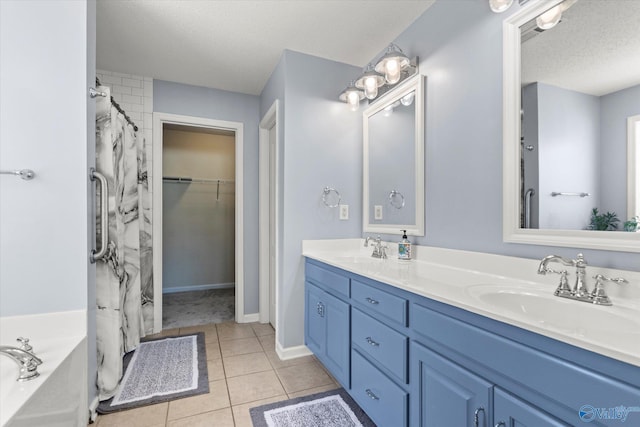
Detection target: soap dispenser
<box><xmin>398</xmin><ymin>230</ymin><xmax>412</xmax><ymax>260</ymax></box>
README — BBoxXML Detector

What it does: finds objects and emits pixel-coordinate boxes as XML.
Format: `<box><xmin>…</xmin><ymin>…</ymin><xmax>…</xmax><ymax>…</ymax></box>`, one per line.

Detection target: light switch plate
<box><xmin>374</xmin><ymin>205</ymin><xmax>383</xmax><ymax>220</ymax></box>
<box><xmin>339</xmin><ymin>204</ymin><xmax>349</xmax><ymax>220</ymax></box>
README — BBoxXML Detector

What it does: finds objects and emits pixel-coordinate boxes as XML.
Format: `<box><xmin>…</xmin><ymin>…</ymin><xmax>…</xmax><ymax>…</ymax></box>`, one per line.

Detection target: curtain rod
<box><xmin>95</xmin><ymin>77</ymin><xmax>139</xmax><ymax>131</ymax></box>
<box><xmin>163</xmin><ymin>176</ymin><xmax>235</xmax><ymax>185</ymax></box>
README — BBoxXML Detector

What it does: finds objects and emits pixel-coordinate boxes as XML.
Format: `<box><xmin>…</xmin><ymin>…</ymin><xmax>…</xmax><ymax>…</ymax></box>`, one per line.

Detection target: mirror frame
<box><xmin>363</xmin><ymin>74</ymin><xmax>425</xmax><ymax>236</ymax></box>
<box><xmin>502</xmin><ymin>0</ymin><xmax>640</xmax><ymax>253</ymax></box>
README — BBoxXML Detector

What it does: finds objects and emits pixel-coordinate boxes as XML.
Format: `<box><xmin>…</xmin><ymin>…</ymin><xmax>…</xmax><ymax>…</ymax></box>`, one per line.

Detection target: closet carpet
<box><xmin>163</xmin><ymin>288</ymin><xmax>235</xmax><ymax>329</ymax></box>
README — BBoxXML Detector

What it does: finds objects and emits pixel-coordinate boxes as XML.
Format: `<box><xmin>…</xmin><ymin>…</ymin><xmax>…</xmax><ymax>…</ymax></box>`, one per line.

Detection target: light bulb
<box><xmin>347</xmin><ymin>91</ymin><xmax>360</xmax><ymax>110</ymax></box>
<box><xmin>536</xmin><ymin>5</ymin><xmax>562</xmax><ymax>30</ymax></box>
<box><xmin>400</xmin><ymin>92</ymin><xmax>415</xmax><ymax>106</ymax></box>
<box><xmin>364</xmin><ymin>76</ymin><xmax>379</xmax><ymax>99</ymax></box>
<box><xmin>385</xmin><ymin>59</ymin><xmax>401</xmax><ymax>84</ymax></box>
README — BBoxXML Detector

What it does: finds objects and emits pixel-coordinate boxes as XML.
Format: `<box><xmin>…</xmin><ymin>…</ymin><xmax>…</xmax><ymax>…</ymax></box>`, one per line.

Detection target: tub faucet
<box><xmin>0</xmin><ymin>344</ymin><xmax>43</xmax><ymax>381</ymax></box>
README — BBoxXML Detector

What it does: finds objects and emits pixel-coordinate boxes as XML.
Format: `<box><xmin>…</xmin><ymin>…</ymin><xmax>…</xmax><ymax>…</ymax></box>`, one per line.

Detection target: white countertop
<box><xmin>302</xmin><ymin>239</ymin><xmax>640</xmax><ymax>367</ymax></box>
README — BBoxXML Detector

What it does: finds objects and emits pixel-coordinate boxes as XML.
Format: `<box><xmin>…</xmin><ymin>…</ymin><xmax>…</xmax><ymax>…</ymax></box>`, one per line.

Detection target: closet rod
<box><xmin>163</xmin><ymin>176</ymin><xmax>235</xmax><ymax>185</ymax></box>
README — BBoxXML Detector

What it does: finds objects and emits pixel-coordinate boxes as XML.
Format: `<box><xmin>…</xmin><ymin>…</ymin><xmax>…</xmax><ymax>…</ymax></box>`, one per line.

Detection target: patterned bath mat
<box><xmin>250</xmin><ymin>388</ymin><xmax>376</xmax><ymax>427</ymax></box>
<box><xmin>97</xmin><ymin>332</ymin><xmax>208</xmax><ymax>414</ymax></box>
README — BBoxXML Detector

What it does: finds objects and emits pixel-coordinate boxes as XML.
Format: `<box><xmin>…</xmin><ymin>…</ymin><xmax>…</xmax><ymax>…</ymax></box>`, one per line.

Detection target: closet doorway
<box><xmin>152</xmin><ymin>113</ymin><xmax>245</xmax><ymax>333</ymax></box>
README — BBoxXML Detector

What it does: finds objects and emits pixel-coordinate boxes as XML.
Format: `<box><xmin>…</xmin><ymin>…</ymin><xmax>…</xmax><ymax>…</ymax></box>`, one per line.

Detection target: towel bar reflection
<box><xmin>0</xmin><ymin>169</ymin><xmax>35</xmax><ymax>180</ymax></box>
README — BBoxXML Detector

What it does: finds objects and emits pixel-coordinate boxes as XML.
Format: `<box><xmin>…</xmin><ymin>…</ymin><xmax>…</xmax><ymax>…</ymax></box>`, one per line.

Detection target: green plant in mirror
<box><xmin>587</xmin><ymin>208</ymin><xmax>619</xmax><ymax>231</ymax></box>
<box><xmin>623</xmin><ymin>216</ymin><xmax>639</xmax><ymax>232</ymax></box>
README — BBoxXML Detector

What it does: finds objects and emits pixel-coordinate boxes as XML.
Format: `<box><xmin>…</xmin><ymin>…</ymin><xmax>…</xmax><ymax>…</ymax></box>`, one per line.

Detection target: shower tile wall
<box><xmin>96</xmin><ymin>69</ymin><xmax>154</xmax><ymax>219</ymax></box>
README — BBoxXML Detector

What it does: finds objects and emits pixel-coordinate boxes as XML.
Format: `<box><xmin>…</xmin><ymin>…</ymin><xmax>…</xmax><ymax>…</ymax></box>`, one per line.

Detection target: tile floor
<box><xmin>162</xmin><ymin>289</ymin><xmax>235</xmax><ymax>329</ymax></box>
<box><xmin>94</xmin><ymin>322</ymin><xmax>340</xmax><ymax>427</ymax></box>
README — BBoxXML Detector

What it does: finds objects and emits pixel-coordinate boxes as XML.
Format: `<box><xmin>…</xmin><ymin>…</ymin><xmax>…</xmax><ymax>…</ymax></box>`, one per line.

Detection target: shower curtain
<box><xmin>95</xmin><ymin>86</ymin><xmax>154</xmax><ymax>400</ymax></box>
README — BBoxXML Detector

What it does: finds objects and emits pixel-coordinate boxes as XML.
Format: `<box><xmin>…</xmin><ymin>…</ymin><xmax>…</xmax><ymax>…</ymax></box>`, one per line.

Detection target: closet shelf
<box><xmin>163</xmin><ymin>176</ymin><xmax>235</xmax><ymax>185</ymax></box>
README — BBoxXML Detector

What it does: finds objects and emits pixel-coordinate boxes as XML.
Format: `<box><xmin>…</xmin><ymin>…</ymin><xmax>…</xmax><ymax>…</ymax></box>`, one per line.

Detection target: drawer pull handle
<box><xmin>365</xmin><ymin>297</ymin><xmax>379</xmax><ymax>305</ymax></box>
<box><xmin>365</xmin><ymin>337</ymin><xmax>379</xmax><ymax>347</ymax></box>
<box><xmin>316</xmin><ymin>302</ymin><xmax>325</xmax><ymax>317</ymax></box>
<box><xmin>365</xmin><ymin>389</ymin><xmax>379</xmax><ymax>400</ymax></box>
<box><xmin>474</xmin><ymin>407</ymin><xmax>484</xmax><ymax>427</ymax></box>
<box><xmin>495</xmin><ymin>423</ymin><xmax>505</xmax><ymax>427</ymax></box>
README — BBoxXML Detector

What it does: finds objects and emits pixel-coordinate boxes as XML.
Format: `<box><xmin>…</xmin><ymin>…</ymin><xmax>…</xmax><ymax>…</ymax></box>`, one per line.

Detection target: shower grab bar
<box><xmin>0</xmin><ymin>169</ymin><xmax>35</xmax><ymax>180</ymax></box>
<box><xmin>524</xmin><ymin>188</ymin><xmax>535</xmax><ymax>228</ymax></box>
<box><xmin>551</xmin><ymin>192</ymin><xmax>590</xmax><ymax>197</ymax></box>
<box><xmin>90</xmin><ymin>168</ymin><xmax>108</xmax><ymax>263</ymax></box>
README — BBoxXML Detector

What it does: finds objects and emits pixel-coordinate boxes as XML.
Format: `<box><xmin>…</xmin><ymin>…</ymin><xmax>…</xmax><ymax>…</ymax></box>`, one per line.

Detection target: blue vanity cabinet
<box><xmin>411</xmin><ymin>341</ymin><xmax>492</xmax><ymax>427</ymax></box>
<box><xmin>493</xmin><ymin>388</ymin><xmax>570</xmax><ymax>427</ymax></box>
<box><xmin>304</xmin><ymin>261</ymin><xmax>351</xmax><ymax>388</ymax></box>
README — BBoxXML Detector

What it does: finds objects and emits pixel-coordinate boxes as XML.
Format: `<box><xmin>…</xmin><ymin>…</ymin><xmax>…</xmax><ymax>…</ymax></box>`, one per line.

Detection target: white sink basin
<box><xmin>467</xmin><ymin>285</ymin><xmax>640</xmax><ymax>343</ymax></box>
<box><xmin>333</xmin><ymin>255</ymin><xmax>384</xmax><ymax>265</ymax></box>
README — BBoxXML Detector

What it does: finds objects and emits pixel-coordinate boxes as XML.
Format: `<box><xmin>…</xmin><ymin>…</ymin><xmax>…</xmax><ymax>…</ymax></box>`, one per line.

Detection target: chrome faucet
<box><xmin>0</xmin><ymin>338</ymin><xmax>43</xmax><ymax>381</ymax></box>
<box><xmin>370</xmin><ymin>236</ymin><xmax>388</xmax><ymax>259</ymax></box>
<box><xmin>537</xmin><ymin>253</ymin><xmax>627</xmax><ymax>306</ymax></box>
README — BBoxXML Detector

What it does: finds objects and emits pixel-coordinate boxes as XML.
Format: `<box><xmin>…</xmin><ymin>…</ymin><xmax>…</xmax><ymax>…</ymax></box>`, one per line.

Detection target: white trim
<box><xmin>628</xmin><ymin>114</ymin><xmax>640</xmax><ymax>221</ymax></box>
<box><xmin>152</xmin><ymin>112</ymin><xmax>245</xmax><ymax>333</ymax></box>
<box><xmin>239</xmin><ymin>313</ymin><xmax>260</xmax><ymax>323</ymax></box>
<box><xmin>258</xmin><ymin>100</ymin><xmax>280</xmax><ymax>330</ymax></box>
<box><xmin>163</xmin><ymin>283</ymin><xmax>235</xmax><ymax>294</ymax></box>
<box><xmin>502</xmin><ymin>1</ymin><xmax>640</xmax><ymax>252</ymax></box>
<box><xmin>276</xmin><ymin>340</ymin><xmax>313</xmax><ymax>361</ymax></box>
<box><xmin>362</xmin><ymin>74</ymin><xmax>425</xmax><ymax>236</ymax></box>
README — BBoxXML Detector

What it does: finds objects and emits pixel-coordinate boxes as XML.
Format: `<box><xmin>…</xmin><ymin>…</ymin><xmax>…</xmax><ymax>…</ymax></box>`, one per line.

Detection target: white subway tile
<box><xmin>99</xmin><ymin>75</ymin><xmax>122</xmax><ymax>85</ymax></box>
<box><xmin>121</xmin><ymin>94</ymin><xmax>142</xmax><ymax>104</ymax></box>
<box><xmin>143</xmin><ymin>81</ymin><xmax>153</xmax><ymax>96</ymax></box>
<box><xmin>131</xmin><ymin>87</ymin><xmax>144</xmax><ymax>96</ymax></box>
<box><xmin>112</xmin><ymin>85</ymin><xmax>132</xmax><ymax>95</ymax></box>
<box><xmin>144</xmin><ymin>113</ymin><xmax>153</xmax><ymax>129</ymax></box>
<box><xmin>111</xmin><ymin>93</ymin><xmax>122</xmax><ymax>103</ymax></box>
<box><xmin>143</xmin><ymin>97</ymin><xmax>152</xmax><ymax>111</ymax></box>
<box><xmin>143</xmin><ymin>76</ymin><xmax>152</xmax><ymax>82</ymax></box>
<box><xmin>122</xmin><ymin>78</ymin><xmax>142</xmax><ymax>88</ymax></box>
<box><xmin>127</xmin><ymin>111</ymin><xmax>142</xmax><ymax>121</ymax></box>
<box><xmin>127</xmin><ymin>103</ymin><xmax>144</xmax><ymax>113</ymax></box>
<box><xmin>112</xmin><ymin>71</ymin><xmax>133</xmax><ymax>79</ymax></box>
<box><xmin>97</xmin><ymin>69</ymin><xmax>114</xmax><ymax>76</ymax></box>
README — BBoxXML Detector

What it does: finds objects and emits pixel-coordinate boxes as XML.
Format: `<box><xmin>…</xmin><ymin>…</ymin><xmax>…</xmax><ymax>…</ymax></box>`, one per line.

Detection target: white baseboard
<box><xmin>238</xmin><ymin>312</ymin><xmax>259</xmax><ymax>323</ymax></box>
<box><xmin>276</xmin><ymin>340</ymin><xmax>312</xmax><ymax>361</ymax></box>
<box><xmin>88</xmin><ymin>396</ymin><xmax>99</xmax><ymax>423</ymax></box>
<box><xmin>162</xmin><ymin>282</ymin><xmax>235</xmax><ymax>294</ymax></box>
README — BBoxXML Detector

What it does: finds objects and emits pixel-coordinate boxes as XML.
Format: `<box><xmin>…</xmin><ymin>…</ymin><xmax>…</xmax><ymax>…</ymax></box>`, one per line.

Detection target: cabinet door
<box><xmin>494</xmin><ymin>388</ymin><xmax>570</xmax><ymax>427</ymax></box>
<box><xmin>305</xmin><ymin>282</ymin><xmax>326</xmax><ymax>357</ymax></box>
<box><xmin>411</xmin><ymin>342</ymin><xmax>492</xmax><ymax>427</ymax></box>
<box><xmin>323</xmin><ymin>290</ymin><xmax>350</xmax><ymax>387</ymax></box>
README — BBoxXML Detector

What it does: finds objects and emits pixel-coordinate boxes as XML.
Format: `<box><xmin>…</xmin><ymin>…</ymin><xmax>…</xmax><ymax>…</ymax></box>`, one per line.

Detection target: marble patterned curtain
<box><xmin>95</xmin><ymin>86</ymin><xmax>154</xmax><ymax>400</ymax></box>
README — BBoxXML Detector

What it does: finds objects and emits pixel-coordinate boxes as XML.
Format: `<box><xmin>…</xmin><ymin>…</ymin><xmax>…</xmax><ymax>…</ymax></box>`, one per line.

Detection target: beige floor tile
<box><xmin>167</xmin><ymin>407</ymin><xmax>234</xmax><ymax>427</ymax></box>
<box><xmin>287</xmin><ymin>384</ymin><xmax>341</xmax><ymax>399</ymax></box>
<box><xmin>205</xmin><ymin>341</ymin><xmax>221</xmax><ymax>360</ymax></box>
<box><xmin>250</xmin><ymin>323</ymin><xmax>275</xmax><ymax>337</ymax></box>
<box><xmin>204</xmin><ymin>329</ymin><xmax>218</xmax><ymax>344</ymax></box>
<box><xmin>226</xmin><ymin>370</ymin><xmax>286</xmax><ymax>405</ymax></box>
<box><xmin>220</xmin><ymin>337</ymin><xmax>263</xmax><ymax>358</ymax></box>
<box><xmin>223</xmin><ymin>352</ymin><xmax>272</xmax><ymax>378</ymax></box>
<box><xmin>264</xmin><ymin>350</ymin><xmax>315</xmax><ymax>370</ymax></box>
<box><xmin>231</xmin><ymin>395</ymin><xmax>289</xmax><ymax>427</ymax></box>
<box><xmin>167</xmin><ymin>379</ymin><xmax>230</xmax><ymax>421</ymax></box>
<box><xmin>152</xmin><ymin>328</ymin><xmax>181</xmax><ymax>338</ymax></box>
<box><xmin>180</xmin><ymin>324</ymin><xmax>216</xmax><ymax>336</ymax></box>
<box><xmin>207</xmin><ymin>358</ymin><xmax>225</xmax><ymax>381</ymax></box>
<box><xmin>275</xmin><ymin>360</ymin><xmax>334</xmax><ymax>393</ymax></box>
<box><xmin>96</xmin><ymin>402</ymin><xmax>168</xmax><ymax>426</ymax></box>
<box><xmin>257</xmin><ymin>334</ymin><xmax>275</xmax><ymax>352</ymax></box>
<box><xmin>217</xmin><ymin>323</ymin><xmax>256</xmax><ymax>341</ymax></box>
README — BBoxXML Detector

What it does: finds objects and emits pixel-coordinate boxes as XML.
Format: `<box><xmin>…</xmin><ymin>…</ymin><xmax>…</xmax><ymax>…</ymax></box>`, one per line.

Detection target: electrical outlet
<box><xmin>339</xmin><ymin>204</ymin><xmax>349</xmax><ymax>220</ymax></box>
<box><xmin>374</xmin><ymin>205</ymin><xmax>383</xmax><ymax>220</ymax></box>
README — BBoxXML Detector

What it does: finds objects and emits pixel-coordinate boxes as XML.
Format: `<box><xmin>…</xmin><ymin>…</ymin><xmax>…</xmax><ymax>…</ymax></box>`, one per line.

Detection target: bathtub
<box><xmin>0</xmin><ymin>310</ymin><xmax>87</xmax><ymax>427</ymax></box>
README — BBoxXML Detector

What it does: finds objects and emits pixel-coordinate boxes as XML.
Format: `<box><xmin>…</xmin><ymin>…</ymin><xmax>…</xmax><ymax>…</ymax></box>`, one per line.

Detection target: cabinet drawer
<box><xmin>352</xmin><ymin>279</ymin><xmax>407</xmax><ymax>325</ymax></box>
<box><xmin>352</xmin><ymin>308</ymin><xmax>408</xmax><ymax>383</ymax></box>
<box><xmin>306</xmin><ymin>262</ymin><xmax>350</xmax><ymax>298</ymax></box>
<box><xmin>351</xmin><ymin>350</ymin><xmax>408</xmax><ymax>427</ymax></box>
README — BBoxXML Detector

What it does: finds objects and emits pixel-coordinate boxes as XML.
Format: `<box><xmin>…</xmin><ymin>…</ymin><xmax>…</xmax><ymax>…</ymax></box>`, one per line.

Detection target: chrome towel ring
<box><xmin>389</xmin><ymin>189</ymin><xmax>405</xmax><ymax>209</ymax></box>
<box><xmin>322</xmin><ymin>187</ymin><xmax>341</xmax><ymax>208</ymax></box>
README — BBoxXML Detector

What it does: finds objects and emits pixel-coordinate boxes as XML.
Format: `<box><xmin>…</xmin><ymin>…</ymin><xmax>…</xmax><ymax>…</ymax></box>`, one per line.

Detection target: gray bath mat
<box><xmin>97</xmin><ymin>332</ymin><xmax>208</xmax><ymax>414</ymax></box>
<box><xmin>250</xmin><ymin>388</ymin><xmax>376</xmax><ymax>427</ymax></box>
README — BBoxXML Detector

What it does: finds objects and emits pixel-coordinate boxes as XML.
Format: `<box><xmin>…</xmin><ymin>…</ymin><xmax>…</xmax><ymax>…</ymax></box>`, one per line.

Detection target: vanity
<box><xmin>303</xmin><ymin>239</ymin><xmax>639</xmax><ymax>427</ymax></box>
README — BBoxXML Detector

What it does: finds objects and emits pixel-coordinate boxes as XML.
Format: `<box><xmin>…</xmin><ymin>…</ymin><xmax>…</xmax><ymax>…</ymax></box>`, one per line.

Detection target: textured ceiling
<box><xmin>97</xmin><ymin>0</ymin><xmax>435</xmax><ymax>95</ymax></box>
<box><xmin>521</xmin><ymin>0</ymin><xmax>640</xmax><ymax>96</ymax></box>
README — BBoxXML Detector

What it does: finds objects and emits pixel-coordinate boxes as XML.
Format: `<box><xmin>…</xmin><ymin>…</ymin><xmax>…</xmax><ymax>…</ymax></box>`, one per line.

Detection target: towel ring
<box><xmin>389</xmin><ymin>190</ymin><xmax>405</xmax><ymax>209</ymax></box>
<box><xmin>322</xmin><ymin>187</ymin><xmax>341</xmax><ymax>208</ymax></box>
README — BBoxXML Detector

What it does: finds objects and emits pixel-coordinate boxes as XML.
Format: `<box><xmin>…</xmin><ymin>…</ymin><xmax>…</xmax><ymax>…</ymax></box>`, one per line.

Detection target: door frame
<box><xmin>258</xmin><ymin>100</ymin><xmax>280</xmax><ymax>329</ymax></box>
<box><xmin>152</xmin><ymin>112</ymin><xmax>245</xmax><ymax>333</ymax></box>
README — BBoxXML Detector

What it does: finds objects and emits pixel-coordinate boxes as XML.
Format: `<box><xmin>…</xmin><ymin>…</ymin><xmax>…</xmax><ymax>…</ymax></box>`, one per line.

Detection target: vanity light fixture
<box><xmin>536</xmin><ymin>4</ymin><xmax>563</xmax><ymax>29</ymax></box>
<box><xmin>339</xmin><ymin>80</ymin><xmax>365</xmax><ymax>111</ymax></box>
<box><xmin>489</xmin><ymin>0</ymin><xmax>514</xmax><ymax>13</ymax></box>
<box><xmin>374</xmin><ymin>43</ymin><xmax>411</xmax><ymax>84</ymax></box>
<box><xmin>400</xmin><ymin>92</ymin><xmax>415</xmax><ymax>106</ymax></box>
<box><xmin>355</xmin><ymin>64</ymin><xmax>385</xmax><ymax>100</ymax></box>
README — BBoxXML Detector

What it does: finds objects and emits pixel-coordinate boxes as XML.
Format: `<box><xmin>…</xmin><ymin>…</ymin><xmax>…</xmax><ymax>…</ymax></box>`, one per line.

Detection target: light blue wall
<box><xmin>153</xmin><ymin>81</ymin><xmax>261</xmax><ymax>314</ymax></box>
<box><xmin>261</xmin><ymin>50</ymin><xmax>362</xmax><ymax>348</ymax></box>
<box><xmin>368</xmin><ymin>0</ymin><xmax>638</xmax><ymax>270</ymax></box>
<box><xmin>600</xmin><ymin>84</ymin><xmax>640</xmax><ymax>219</ymax></box>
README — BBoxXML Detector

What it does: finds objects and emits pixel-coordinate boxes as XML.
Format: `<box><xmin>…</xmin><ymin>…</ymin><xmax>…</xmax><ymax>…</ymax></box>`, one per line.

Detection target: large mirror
<box><xmin>503</xmin><ymin>0</ymin><xmax>640</xmax><ymax>252</ymax></box>
<box><xmin>363</xmin><ymin>74</ymin><xmax>425</xmax><ymax>236</ymax></box>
